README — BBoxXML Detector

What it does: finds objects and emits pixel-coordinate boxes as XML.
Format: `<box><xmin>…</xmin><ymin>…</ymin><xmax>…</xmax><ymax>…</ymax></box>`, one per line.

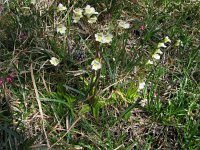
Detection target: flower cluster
<box><xmin>73</xmin><ymin>5</ymin><xmax>98</xmax><ymax>24</ymax></box>
<box><xmin>147</xmin><ymin>36</ymin><xmax>171</xmax><ymax>64</ymax></box>
<box><xmin>148</xmin><ymin>37</ymin><xmax>183</xmax><ymax>64</ymax></box>
<box><xmin>0</xmin><ymin>73</ymin><xmax>14</xmax><ymax>87</ymax></box>
<box><xmin>55</xmin><ymin>3</ymin><xmax>68</xmax><ymax>34</ymax></box>
<box><xmin>95</xmin><ymin>33</ymin><xmax>113</xmax><ymax>44</ymax></box>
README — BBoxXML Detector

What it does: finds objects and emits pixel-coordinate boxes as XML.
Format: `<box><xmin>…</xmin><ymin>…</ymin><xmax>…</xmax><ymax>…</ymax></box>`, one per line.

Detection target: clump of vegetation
<box><xmin>0</xmin><ymin>0</ymin><xmax>199</xmax><ymax>149</ymax></box>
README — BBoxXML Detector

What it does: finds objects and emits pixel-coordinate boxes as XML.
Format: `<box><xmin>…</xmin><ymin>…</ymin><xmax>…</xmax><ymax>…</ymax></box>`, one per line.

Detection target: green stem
<box><xmin>88</xmin><ymin>44</ymin><xmax>102</xmax><ymax>105</ymax></box>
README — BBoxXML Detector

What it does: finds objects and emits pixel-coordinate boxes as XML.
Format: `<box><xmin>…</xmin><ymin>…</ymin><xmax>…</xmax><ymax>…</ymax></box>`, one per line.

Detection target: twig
<box><xmin>30</xmin><ymin>64</ymin><xmax>50</xmax><ymax>147</ymax></box>
<box><xmin>113</xmin><ymin>144</ymin><xmax>124</xmax><ymax>150</ymax></box>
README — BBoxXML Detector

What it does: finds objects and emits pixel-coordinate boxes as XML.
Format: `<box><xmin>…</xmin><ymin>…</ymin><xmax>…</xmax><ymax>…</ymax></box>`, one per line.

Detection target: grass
<box><xmin>0</xmin><ymin>0</ymin><xmax>200</xmax><ymax>149</ymax></box>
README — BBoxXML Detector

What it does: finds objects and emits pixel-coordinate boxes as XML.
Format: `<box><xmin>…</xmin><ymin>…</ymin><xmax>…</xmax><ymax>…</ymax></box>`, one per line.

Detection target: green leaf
<box><xmin>79</xmin><ymin>104</ymin><xmax>91</xmax><ymax>115</ymax></box>
<box><xmin>39</xmin><ymin>98</ymin><xmax>75</xmax><ymax>116</ymax></box>
<box><xmin>125</xmin><ymin>83</ymin><xmax>139</xmax><ymax>103</ymax></box>
<box><xmin>123</xmin><ymin>111</ymin><xmax>132</xmax><ymax>121</ymax></box>
<box><xmin>63</xmin><ymin>84</ymin><xmax>85</xmax><ymax>96</ymax></box>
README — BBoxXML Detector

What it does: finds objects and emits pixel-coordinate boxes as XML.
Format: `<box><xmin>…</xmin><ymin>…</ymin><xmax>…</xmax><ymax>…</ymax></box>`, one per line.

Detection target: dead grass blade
<box><xmin>30</xmin><ymin>63</ymin><xmax>50</xmax><ymax>147</ymax></box>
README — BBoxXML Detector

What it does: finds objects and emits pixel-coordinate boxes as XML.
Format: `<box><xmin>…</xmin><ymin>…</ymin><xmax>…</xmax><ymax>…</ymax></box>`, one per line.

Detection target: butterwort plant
<box><xmin>87</xmin><ymin>31</ymin><xmax>113</xmax><ymax>106</ymax></box>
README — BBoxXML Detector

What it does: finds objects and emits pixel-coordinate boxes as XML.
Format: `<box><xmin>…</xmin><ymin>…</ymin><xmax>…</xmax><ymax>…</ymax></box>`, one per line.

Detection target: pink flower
<box><xmin>140</xmin><ymin>25</ymin><xmax>145</xmax><ymax>31</ymax></box>
<box><xmin>6</xmin><ymin>74</ymin><xmax>14</xmax><ymax>83</ymax></box>
<box><xmin>0</xmin><ymin>78</ymin><xmax>4</xmax><ymax>86</ymax></box>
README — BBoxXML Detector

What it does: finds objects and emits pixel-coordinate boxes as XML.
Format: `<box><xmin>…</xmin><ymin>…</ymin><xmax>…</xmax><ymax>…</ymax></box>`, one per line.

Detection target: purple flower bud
<box><xmin>140</xmin><ymin>25</ymin><xmax>145</xmax><ymax>31</ymax></box>
<box><xmin>6</xmin><ymin>74</ymin><xmax>14</xmax><ymax>83</ymax></box>
<box><xmin>0</xmin><ymin>78</ymin><xmax>4</xmax><ymax>86</ymax></box>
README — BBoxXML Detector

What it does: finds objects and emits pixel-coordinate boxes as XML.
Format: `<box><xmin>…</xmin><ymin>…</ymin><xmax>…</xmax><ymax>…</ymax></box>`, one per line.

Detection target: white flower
<box><xmin>95</xmin><ymin>33</ymin><xmax>104</xmax><ymax>43</ymax></box>
<box><xmin>157</xmin><ymin>42</ymin><xmax>167</xmax><ymax>48</ymax></box>
<box><xmin>152</xmin><ymin>49</ymin><xmax>163</xmax><ymax>61</ymax></box>
<box><xmin>164</xmin><ymin>36</ymin><xmax>171</xmax><ymax>43</ymax></box>
<box><xmin>73</xmin><ymin>8</ymin><xmax>83</xmax><ymax>23</ymax></box>
<box><xmin>140</xmin><ymin>99</ymin><xmax>148</xmax><ymax>107</ymax></box>
<box><xmin>147</xmin><ymin>60</ymin><xmax>153</xmax><ymax>64</ymax></box>
<box><xmin>73</xmin><ymin>16</ymin><xmax>82</xmax><ymax>23</ymax></box>
<box><xmin>31</xmin><ymin>0</ymin><xmax>36</xmax><ymax>4</ymax></box>
<box><xmin>155</xmin><ymin>48</ymin><xmax>163</xmax><ymax>54</ymax></box>
<box><xmin>138</xmin><ymin>82</ymin><xmax>145</xmax><ymax>90</ymax></box>
<box><xmin>103</xmin><ymin>33</ymin><xmax>113</xmax><ymax>43</ymax></box>
<box><xmin>118</xmin><ymin>20</ymin><xmax>130</xmax><ymax>29</ymax></box>
<box><xmin>56</xmin><ymin>24</ymin><xmax>66</xmax><ymax>34</ymax></box>
<box><xmin>95</xmin><ymin>33</ymin><xmax>113</xmax><ymax>44</ymax></box>
<box><xmin>88</xmin><ymin>16</ymin><xmax>98</xmax><ymax>24</ymax></box>
<box><xmin>84</xmin><ymin>5</ymin><xmax>98</xmax><ymax>18</ymax></box>
<box><xmin>175</xmin><ymin>39</ymin><xmax>183</xmax><ymax>47</ymax></box>
<box><xmin>50</xmin><ymin>57</ymin><xmax>60</xmax><ymax>66</ymax></box>
<box><xmin>57</xmin><ymin>3</ymin><xmax>67</xmax><ymax>12</ymax></box>
<box><xmin>152</xmin><ymin>53</ymin><xmax>160</xmax><ymax>60</ymax></box>
<box><xmin>73</xmin><ymin>8</ymin><xmax>83</xmax><ymax>17</ymax></box>
<box><xmin>91</xmin><ymin>59</ymin><xmax>102</xmax><ymax>71</ymax></box>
